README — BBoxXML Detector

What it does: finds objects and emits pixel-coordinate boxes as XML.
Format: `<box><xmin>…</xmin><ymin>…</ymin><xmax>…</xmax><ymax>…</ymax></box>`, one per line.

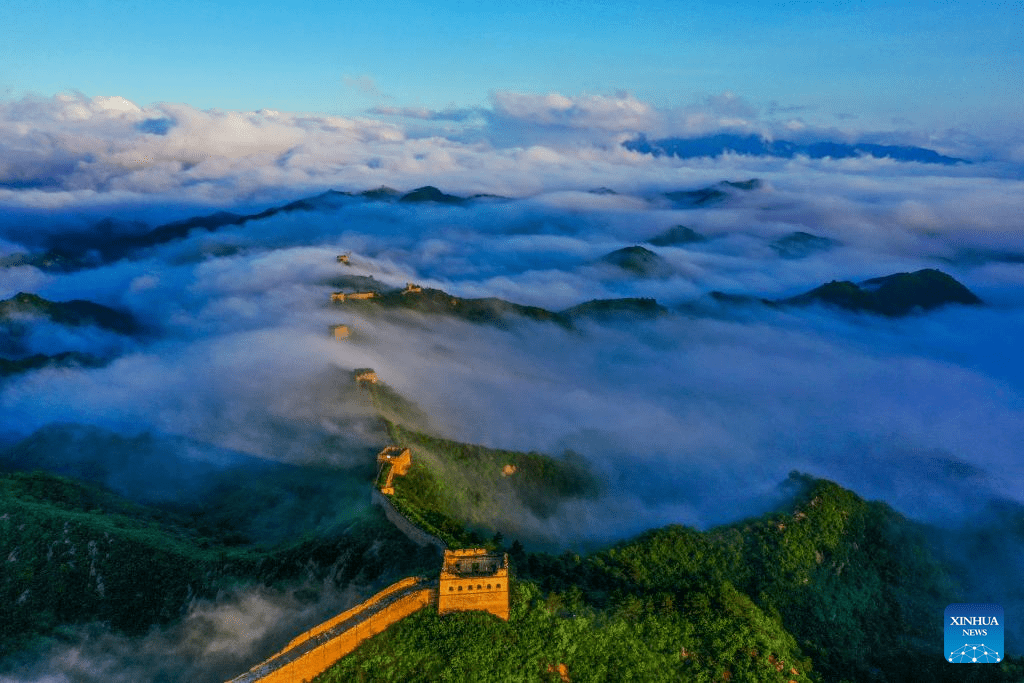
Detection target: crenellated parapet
<box><xmin>331</xmin><ymin>291</ymin><xmax>377</xmax><ymax>302</ymax></box>
<box><xmin>438</xmin><ymin>549</ymin><xmax>510</xmax><ymax>621</ymax></box>
<box><xmin>226</xmin><ymin>576</ymin><xmax>437</xmax><ymax>683</ymax></box>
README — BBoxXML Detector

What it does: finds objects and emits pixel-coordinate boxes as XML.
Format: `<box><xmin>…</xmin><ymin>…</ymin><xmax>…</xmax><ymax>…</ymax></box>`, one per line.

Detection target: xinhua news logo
<box><xmin>945</xmin><ymin>604</ymin><xmax>1003</xmax><ymax>663</ymax></box>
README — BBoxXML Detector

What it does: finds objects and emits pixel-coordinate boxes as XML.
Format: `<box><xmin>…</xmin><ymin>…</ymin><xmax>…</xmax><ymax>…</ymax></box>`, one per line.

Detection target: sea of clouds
<box><xmin>1</xmin><ymin>90</ymin><xmax>1023</xmax><ymax>678</ymax></box>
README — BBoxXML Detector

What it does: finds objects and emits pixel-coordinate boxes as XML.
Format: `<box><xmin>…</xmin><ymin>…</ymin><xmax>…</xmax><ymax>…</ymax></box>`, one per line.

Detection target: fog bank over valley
<box><xmin>2</xmin><ymin>91</ymin><xmax>1023</xmax><ymax>677</ymax></box>
<box><xmin>3</xmin><ymin>104</ymin><xmax>1023</xmax><ymax>534</ymax></box>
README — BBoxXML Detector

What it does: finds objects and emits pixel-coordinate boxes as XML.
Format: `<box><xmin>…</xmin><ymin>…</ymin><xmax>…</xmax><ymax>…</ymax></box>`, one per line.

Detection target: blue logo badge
<box><xmin>945</xmin><ymin>604</ymin><xmax>1003</xmax><ymax>663</ymax></box>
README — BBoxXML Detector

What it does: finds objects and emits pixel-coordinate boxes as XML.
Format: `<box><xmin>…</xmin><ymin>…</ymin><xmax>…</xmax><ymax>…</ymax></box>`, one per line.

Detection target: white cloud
<box><xmin>1</xmin><ymin>89</ymin><xmax>1021</xmax><ymax>217</ymax></box>
<box><xmin>3</xmin><ymin>93</ymin><xmax>1024</xmax><ymax>670</ymax></box>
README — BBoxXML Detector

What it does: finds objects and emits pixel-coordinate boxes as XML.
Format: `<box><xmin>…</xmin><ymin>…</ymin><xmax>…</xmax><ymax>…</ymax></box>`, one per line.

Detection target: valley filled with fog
<box><xmin>2</xmin><ymin>92</ymin><xmax>1023</xmax><ymax>680</ymax></box>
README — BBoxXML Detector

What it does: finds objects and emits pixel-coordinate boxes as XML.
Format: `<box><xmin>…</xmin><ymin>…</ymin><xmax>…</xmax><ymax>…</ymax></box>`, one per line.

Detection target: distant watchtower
<box><xmin>402</xmin><ymin>282</ymin><xmax>423</xmax><ymax>295</ymax></box>
<box><xmin>330</xmin><ymin>324</ymin><xmax>351</xmax><ymax>339</ymax></box>
<box><xmin>353</xmin><ymin>369</ymin><xmax>378</xmax><ymax>385</ymax></box>
<box><xmin>376</xmin><ymin>446</ymin><xmax>412</xmax><ymax>495</ymax></box>
<box><xmin>438</xmin><ymin>549</ymin><xmax>510</xmax><ymax>620</ymax></box>
<box><xmin>337</xmin><ymin>253</ymin><xmax>351</xmax><ymax>265</ymax></box>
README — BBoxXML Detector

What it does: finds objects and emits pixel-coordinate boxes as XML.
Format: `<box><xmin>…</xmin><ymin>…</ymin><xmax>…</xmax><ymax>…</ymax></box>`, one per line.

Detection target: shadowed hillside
<box><xmin>0</xmin><ymin>292</ymin><xmax>138</xmax><ymax>335</ymax></box>
<box><xmin>783</xmin><ymin>268</ymin><xmax>982</xmax><ymax>316</ymax></box>
<box><xmin>599</xmin><ymin>245</ymin><xmax>672</xmax><ymax>277</ymax></box>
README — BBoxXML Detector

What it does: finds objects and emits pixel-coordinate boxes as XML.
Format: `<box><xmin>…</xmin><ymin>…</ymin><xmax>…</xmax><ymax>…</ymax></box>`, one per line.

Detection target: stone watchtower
<box><xmin>437</xmin><ymin>549</ymin><xmax>510</xmax><ymax>621</ymax></box>
<box><xmin>353</xmin><ymin>369</ymin><xmax>378</xmax><ymax>385</ymax></box>
<box><xmin>376</xmin><ymin>446</ymin><xmax>412</xmax><ymax>495</ymax></box>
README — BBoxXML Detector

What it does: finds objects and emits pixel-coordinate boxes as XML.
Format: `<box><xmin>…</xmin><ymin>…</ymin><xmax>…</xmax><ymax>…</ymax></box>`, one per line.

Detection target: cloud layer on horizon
<box><xmin>2</xmin><ymin>91</ymin><xmax>1022</xmax><ymax>217</ymax></box>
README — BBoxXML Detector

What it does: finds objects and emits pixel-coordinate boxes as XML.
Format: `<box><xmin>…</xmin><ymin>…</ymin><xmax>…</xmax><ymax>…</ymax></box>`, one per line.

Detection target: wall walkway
<box><xmin>227</xmin><ymin>576</ymin><xmax>437</xmax><ymax>683</ymax></box>
<box><xmin>370</xmin><ymin>488</ymin><xmax>447</xmax><ymax>552</ymax></box>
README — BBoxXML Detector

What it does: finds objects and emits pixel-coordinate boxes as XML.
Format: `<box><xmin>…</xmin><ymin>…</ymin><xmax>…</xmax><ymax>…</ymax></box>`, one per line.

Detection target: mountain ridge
<box><xmin>625</xmin><ymin>133</ymin><xmax>968</xmax><ymax>164</ymax></box>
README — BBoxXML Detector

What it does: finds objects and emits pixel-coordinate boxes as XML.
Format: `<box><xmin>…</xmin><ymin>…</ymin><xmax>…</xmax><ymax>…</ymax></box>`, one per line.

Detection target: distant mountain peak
<box><xmin>599</xmin><ymin>245</ymin><xmax>673</xmax><ymax>277</ymax></box>
<box><xmin>399</xmin><ymin>186</ymin><xmax>466</xmax><ymax>204</ymax></box>
<box><xmin>0</xmin><ymin>292</ymin><xmax>138</xmax><ymax>334</ymax></box>
<box><xmin>662</xmin><ymin>179</ymin><xmax>761</xmax><ymax>208</ymax></box>
<box><xmin>784</xmin><ymin>268</ymin><xmax>982</xmax><ymax>316</ymax></box>
<box><xmin>770</xmin><ymin>231</ymin><xmax>838</xmax><ymax>259</ymax></box>
<box><xmin>647</xmin><ymin>225</ymin><xmax>707</xmax><ymax>247</ymax></box>
<box><xmin>625</xmin><ymin>133</ymin><xmax>968</xmax><ymax>165</ymax></box>
<box><xmin>360</xmin><ymin>186</ymin><xmax>401</xmax><ymax>200</ymax></box>
<box><xmin>562</xmin><ymin>297</ymin><xmax>667</xmax><ymax>321</ymax></box>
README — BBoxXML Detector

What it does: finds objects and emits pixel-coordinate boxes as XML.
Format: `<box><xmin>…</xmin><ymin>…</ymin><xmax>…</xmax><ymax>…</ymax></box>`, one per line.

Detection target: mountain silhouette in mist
<box><xmin>771</xmin><ymin>231</ymin><xmax>839</xmax><ymax>259</ymax></box>
<box><xmin>334</xmin><ymin>281</ymin><xmax>671</xmax><ymax>328</ymax></box>
<box><xmin>599</xmin><ymin>245</ymin><xmax>673</xmax><ymax>277</ymax></box>
<box><xmin>782</xmin><ymin>268</ymin><xmax>982</xmax><ymax>315</ymax></box>
<box><xmin>398</xmin><ymin>185</ymin><xmax>467</xmax><ymax>205</ymax></box>
<box><xmin>662</xmin><ymin>179</ymin><xmax>762</xmax><ymax>207</ymax></box>
<box><xmin>562</xmin><ymin>297</ymin><xmax>668</xmax><ymax>321</ymax></box>
<box><xmin>339</xmin><ymin>285</ymin><xmax>571</xmax><ymax>328</ymax></box>
<box><xmin>10</xmin><ymin>186</ymin><xmax>478</xmax><ymax>271</ymax></box>
<box><xmin>0</xmin><ymin>293</ymin><xmax>138</xmax><ymax>377</ymax></box>
<box><xmin>3</xmin><ymin>181</ymin><xmax>756</xmax><ymax>274</ymax></box>
<box><xmin>646</xmin><ymin>225</ymin><xmax>707</xmax><ymax>246</ymax></box>
<box><xmin>0</xmin><ymin>292</ymin><xmax>138</xmax><ymax>335</ymax></box>
<box><xmin>703</xmin><ymin>269</ymin><xmax>982</xmax><ymax>317</ymax></box>
<box><xmin>625</xmin><ymin>133</ymin><xmax>968</xmax><ymax>164</ymax></box>
<box><xmin>0</xmin><ymin>351</ymin><xmax>104</xmax><ymax>378</ymax></box>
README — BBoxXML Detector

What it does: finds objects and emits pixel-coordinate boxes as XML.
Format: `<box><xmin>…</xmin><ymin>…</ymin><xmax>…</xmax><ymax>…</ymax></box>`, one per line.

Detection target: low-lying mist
<box><xmin>0</xmin><ymin>582</ymin><xmax>369</xmax><ymax>683</ymax></box>
<box><xmin>2</xmin><ymin>95</ymin><xmax>1023</xmax><ymax>673</ymax></box>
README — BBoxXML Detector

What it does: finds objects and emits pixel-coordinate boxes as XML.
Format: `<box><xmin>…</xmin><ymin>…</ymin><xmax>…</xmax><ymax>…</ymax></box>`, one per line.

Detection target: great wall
<box><xmin>225</xmin><ymin>262</ymin><xmax>510</xmax><ymax>683</ymax></box>
<box><xmin>226</xmin><ymin>577</ymin><xmax>437</xmax><ymax>683</ymax></box>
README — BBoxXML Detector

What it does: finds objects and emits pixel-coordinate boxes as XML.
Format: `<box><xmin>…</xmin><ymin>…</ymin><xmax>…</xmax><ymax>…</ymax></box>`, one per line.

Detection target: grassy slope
<box><xmin>367</xmin><ymin>381</ymin><xmax>599</xmax><ymax>548</ymax></box>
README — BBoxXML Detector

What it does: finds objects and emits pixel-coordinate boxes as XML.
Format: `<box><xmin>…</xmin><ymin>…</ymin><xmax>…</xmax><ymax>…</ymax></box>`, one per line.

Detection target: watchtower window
<box><xmin>458</xmin><ymin>586</ymin><xmax>462</xmax><ymax>591</ymax></box>
<box><xmin>487</xmin><ymin>584</ymin><xmax>492</xmax><ymax>589</ymax></box>
<box><xmin>448</xmin><ymin>586</ymin><xmax>453</xmax><ymax>591</ymax></box>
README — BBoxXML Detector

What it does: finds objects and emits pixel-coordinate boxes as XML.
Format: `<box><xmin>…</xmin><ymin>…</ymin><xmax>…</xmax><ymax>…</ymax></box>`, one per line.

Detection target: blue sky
<box><xmin>2</xmin><ymin>0</ymin><xmax>1021</xmax><ymax>131</ymax></box>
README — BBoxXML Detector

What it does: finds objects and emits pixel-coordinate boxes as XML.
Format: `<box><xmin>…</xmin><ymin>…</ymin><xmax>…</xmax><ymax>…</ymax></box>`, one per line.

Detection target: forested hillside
<box><xmin>319</xmin><ymin>474</ymin><xmax>1023</xmax><ymax>683</ymax></box>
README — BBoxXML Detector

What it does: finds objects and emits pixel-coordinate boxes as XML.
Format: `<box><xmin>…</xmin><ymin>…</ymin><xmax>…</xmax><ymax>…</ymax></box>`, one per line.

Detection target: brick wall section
<box><xmin>437</xmin><ymin>579</ymin><xmax>509</xmax><ymax>621</ymax></box>
<box><xmin>370</xmin><ymin>489</ymin><xmax>446</xmax><ymax>552</ymax></box>
<box><xmin>227</xmin><ymin>577</ymin><xmax>437</xmax><ymax>683</ymax></box>
<box><xmin>282</xmin><ymin>577</ymin><xmax>422</xmax><ymax>647</ymax></box>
